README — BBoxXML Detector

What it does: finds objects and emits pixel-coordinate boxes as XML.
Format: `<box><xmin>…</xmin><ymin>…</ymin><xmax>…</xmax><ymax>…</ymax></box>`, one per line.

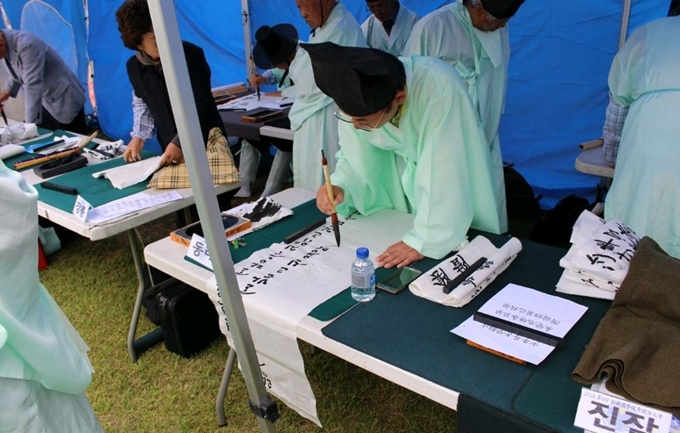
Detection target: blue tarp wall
<box><xmin>0</xmin><ymin>0</ymin><xmax>670</xmax><ymax>207</ymax></box>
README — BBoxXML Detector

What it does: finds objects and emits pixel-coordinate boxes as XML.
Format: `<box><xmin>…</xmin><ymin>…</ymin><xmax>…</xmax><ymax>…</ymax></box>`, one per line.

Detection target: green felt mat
<box><xmin>320</xmin><ymin>233</ymin><xmax>611</xmax><ymax>432</ymax></box>
<box><xmin>34</xmin><ymin>149</ymin><xmax>158</xmax><ymax>211</ymax></box>
<box><xmin>308</xmin><ymin>255</ymin><xmax>437</xmax><ymax>321</ymax></box>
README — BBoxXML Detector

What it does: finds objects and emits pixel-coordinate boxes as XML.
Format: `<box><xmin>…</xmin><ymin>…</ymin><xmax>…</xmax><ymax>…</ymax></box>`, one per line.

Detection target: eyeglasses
<box><xmin>334</xmin><ymin>105</ymin><xmax>389</xmax><ymax>132</ymax></box>
<box><xmin>334</xmin><ymin>110</ymin><xmax>354</xmax><ymax>124</ymax></box>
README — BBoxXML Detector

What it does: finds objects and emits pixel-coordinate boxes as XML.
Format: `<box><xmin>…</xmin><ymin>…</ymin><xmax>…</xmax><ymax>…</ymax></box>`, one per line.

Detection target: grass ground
<box><xmin>39</xmin><ymin>172</ymin><xmax>459</xmax><ymax>432</ymax></box>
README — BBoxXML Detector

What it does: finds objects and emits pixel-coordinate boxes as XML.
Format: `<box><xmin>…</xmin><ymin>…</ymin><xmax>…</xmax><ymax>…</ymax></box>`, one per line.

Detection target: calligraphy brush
<box><xmin>0</xmin><ymin>104</ymin><xmax>8</xmax><ymax>125</ymax></box>
<box><xmin>321</xmin><ymin>150</ymin><xmax>341</xmax><ymax>247</ymax></box>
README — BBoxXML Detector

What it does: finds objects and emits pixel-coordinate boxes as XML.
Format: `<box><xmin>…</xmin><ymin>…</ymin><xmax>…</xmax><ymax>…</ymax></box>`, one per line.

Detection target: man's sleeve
<box><xmin>401</xmin><ymin>92</ymin><xmax>475</xmax><ymax>258</ymax></box>
<box><xmin>16</xmin><ymin>40</ymin><xmax>46</xmax><ymax>124</ymax></box>
<box><xmin>331</xmin><ymin>123</ymin><xmax>409</xmax><ymax>217</ymax></box>
<box><xmin>602</xmin><ymin>93</ymin><xmax>628</xmax><ymax>166</ymax></box>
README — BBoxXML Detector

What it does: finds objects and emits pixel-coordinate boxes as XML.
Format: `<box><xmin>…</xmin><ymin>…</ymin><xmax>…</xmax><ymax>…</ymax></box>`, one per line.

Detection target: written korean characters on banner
<box><xmin>575</xmin><ymin>388</ymin><xmax>672</xmax><ymax>433</ymax></box>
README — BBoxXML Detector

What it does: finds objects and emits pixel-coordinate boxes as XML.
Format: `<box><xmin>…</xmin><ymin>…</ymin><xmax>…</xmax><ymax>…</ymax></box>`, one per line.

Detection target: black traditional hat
<box><xmin>300</xmin><ymin>42</ymin><xmax>405</xmax><ymax>117</ymax></box>
<box><xmin>481</xmin><ymin>0</ymin><xmax>526</xmax><ymax>19</ymax></box>
<box><xmin>252</xmin><ymin>24</ymin><xmax>298</xmax><ymax>69</ymax></box>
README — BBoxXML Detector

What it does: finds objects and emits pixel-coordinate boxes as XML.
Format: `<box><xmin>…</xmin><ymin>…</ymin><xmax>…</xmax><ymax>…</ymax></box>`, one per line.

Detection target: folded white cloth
<box><xmin>409</xmin><ymin>236</ymin><xmax>522</xmax><ymax>307</ymax></box>
<box><xmin>0</xmin><ymin>123</ymin><xmax>37</xmax><ymax>144</ymax></box>
<box><xmin>556</xmin><ymin>210</ymin><xmax>639</xmax><ymax>299</ymax></box>
<box><xmin>0</xmin><ymin>144</ymin><xmax>25</xmax><ymax>160</ymax></box>
<box><xmin>92</xmin><ymin>156</ymin><xmax>162</xmax><ymax>189</ymax></box>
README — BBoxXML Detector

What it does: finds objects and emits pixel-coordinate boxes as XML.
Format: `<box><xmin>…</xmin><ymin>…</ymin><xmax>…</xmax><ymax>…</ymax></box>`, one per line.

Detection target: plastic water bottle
<box><xmin>351</xmin><ymin>247</ymin><xmax>376</xmax><ymax>302</ymax></box>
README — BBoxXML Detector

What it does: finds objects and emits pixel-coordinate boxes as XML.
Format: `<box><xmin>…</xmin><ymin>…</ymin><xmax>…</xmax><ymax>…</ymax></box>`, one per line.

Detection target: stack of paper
<box><xmin>452</xmin><ymin>284</ymin><xmax>588</xmax><ymax>365</ymax></box>
<box><xmin>556</xmin><ymin>210</ymin><xmax>640</xmax><ymax>300</ymax></box>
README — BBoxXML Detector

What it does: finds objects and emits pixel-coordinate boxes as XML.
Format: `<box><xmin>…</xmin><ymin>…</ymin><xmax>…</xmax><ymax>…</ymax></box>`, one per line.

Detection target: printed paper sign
<box><xmin>187</xmin><ymin>234</ymin><xmax>212</xmax><ymax>270</ymax></box>
<box><xmin>73</xmin><ymin>195</ymin><xmax>92</xmax><ymax>222</ymax></box>
<box><xmin>575</xmin><ymin>388</ymin><xmax>672</xmax><ymax>433</ymax></box>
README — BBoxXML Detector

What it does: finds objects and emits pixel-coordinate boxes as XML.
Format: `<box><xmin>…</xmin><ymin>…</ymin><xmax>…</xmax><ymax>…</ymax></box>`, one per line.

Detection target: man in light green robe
<box><xmin>304</xmin><ymin>42</ymin><xmax>502</xmax><ymax>268</ymax></box>
<box><xmin>0</xmin><ymin>161</ymin><xmax>102</xmax><ymax>432</ymax></box>
<box><xmin>290</xmin><ymin>0</ymin><xmax>367</xmax><ymax>191</ymax></box>
<box><xmin>403</xmin><ymin>0</ymin><xmax>526</xmax><ymax>234</ymax></box>
<box><xmin>604</xmin><ymin>16</ymin><xmax>680</xmax><ymax>258</ymax></box>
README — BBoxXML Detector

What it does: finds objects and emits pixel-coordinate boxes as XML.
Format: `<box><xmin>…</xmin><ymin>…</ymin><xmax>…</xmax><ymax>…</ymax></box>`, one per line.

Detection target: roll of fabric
<box><xmin>572</xmin><ymin>237</ymin><xmax>680</xmax><ymax>416</ymax></box>
<box><xmin>409</xmin><ymin>236</ymin><xmax>522</xmax><ymax>307</ymax></box>
<box><xmin>0</xmin><ymin>123</ymin><xmax>38</xmax><ymax>144</ymax></box>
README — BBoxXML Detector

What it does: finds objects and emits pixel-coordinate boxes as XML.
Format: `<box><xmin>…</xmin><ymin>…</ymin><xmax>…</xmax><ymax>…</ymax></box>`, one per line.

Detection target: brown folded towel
<box><xmin>572</xmin><ymin>237</ymin><xmax>680</xmax><ymax>416</ymax></box>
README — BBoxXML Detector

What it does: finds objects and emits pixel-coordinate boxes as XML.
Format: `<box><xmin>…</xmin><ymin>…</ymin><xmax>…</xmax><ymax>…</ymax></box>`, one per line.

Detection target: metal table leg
<box><xmin>126</xmin><ymin>229</ymin><xmax>164</xmax><ymax>362</ymax></box>
<box><xmin>216</xmin><ymin>348</ymin><xmax>238</xmax><ymax>426</ymax></box>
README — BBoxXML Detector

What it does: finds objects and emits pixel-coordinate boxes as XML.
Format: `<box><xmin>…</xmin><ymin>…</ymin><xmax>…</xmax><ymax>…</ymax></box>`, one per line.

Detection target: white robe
<box><xmin>361</xmin><ymin>3</ymin><xmax>419</xmax><ymax>56</ymax></box>
<box><xmin>288</xmin><ymin>2</ymin><xmax>367</xmax><ymax>192</ymax></box>
<box><xmin>403</xmin><ymin>1</ymin><xmax>509</xmax><ymax>232</ymax></box>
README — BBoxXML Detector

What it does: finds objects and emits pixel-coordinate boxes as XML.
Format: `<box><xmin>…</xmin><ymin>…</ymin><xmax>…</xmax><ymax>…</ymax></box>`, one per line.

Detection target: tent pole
<box><xmin>242</xmin><ymin>0</ymin><xmax>253</xmax><ymax>80</ymax></box>
<box><xmin>618</xmin><ymin>0</ymin><xmax>632</xmax><ymax>49</ymax></box>
<box><xmin>0</xmin><ymin>1</ymin><xmax>12</xmax><ymax>29</ymax></box>
<box><xmin>146</xmin><ymin>1</ymin><xmax>277</xmax><ymax>432</ymax></box>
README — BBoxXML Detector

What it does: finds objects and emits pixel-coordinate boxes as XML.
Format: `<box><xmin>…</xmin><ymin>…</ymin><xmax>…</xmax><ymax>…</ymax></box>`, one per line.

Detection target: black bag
<box><xmin>530</xmin><ymin>194</ymin><xmax>590</xmax><ymax>247</ymax></box>
<box><xmin>503</xmin><ymin>165</ymin><xmax>541</xmax><ymax>238</ymax></box>
<box><xmin>156</xmin><ymin>283</ymin><xmax>221</xmax><ymax>358</ymax></box>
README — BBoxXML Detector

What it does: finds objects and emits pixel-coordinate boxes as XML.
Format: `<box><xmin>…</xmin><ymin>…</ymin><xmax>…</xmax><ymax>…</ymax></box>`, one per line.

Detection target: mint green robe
<box><xmin>0</xmin><ymin>160</ymin><xmax>102</xmax><ymax>431</ymax></box>
<box><xmin>288</xmin><ymin>3</ymin><xmax>367</xmax><ymax>191</ymax></box>
<box><xmin>605</xmin><ymin>16</ymin><xmax>680</xmax><ymax>258</ymax></box>
<box><xmin>403</xmin><ymin>1</ymin><xmax>509</xmax><ymax>233</ymax></box>
<box><xmin>331</xmin><ymin>56</ymin><xmax>502</xmax><ymax>259</ymax></box>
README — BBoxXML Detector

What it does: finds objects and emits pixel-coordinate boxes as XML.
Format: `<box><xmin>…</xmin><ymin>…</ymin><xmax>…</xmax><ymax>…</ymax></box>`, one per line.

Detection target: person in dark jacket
<box><xmin>115</xmin><ymin>0</ymin><xmax>225</xmax><ymax>167</ymax></box>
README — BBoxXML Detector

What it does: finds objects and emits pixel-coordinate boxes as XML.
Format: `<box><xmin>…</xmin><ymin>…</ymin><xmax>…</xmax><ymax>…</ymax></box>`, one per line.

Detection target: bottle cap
<box><xmin>356</xmin><ymin>247</ymin><xmax>369</xmax><ymax>259</ymax></box>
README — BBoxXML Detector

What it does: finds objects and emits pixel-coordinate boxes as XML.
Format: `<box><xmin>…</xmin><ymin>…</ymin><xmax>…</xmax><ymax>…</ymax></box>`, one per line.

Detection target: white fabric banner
<box><xmin>556</xmin><ymin>210</ymin><xmax>639</xmax><ymax>300</ymax></box>
<box><xmin>410</xmin><ymin>236</ymin><xmax>522</xmax><ymax>307</ymax></box>
<box><xmin>205</xmin><ymin>210</ymin><xmax>415</xmax><ymax>426</ymax></box>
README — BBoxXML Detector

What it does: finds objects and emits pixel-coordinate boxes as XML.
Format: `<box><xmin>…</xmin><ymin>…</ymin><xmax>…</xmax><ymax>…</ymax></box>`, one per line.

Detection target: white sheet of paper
<box><xmin>91</xmin><ymin>156</ymin><xmax>163</xmax><ymax>189</ymax></box>
<box><xmin>452</xmin><ymin>317</ymin><xmax>555</xmax><ymax>365</ymax></box>
<box><xmin>218</xmin><ymin>93</ymin><xmax>293</xmax><ymax>111</ymax></box>
<box><xmin>86</xmin><ymin>191</ymin><xmax>182</xmax><ymax>224</ymax></box>
<box><xmin>452</xmin><ymin>284</ymin><xmax>588</xmax><ymax>364</ymax></box>
<box><xmin>478</xmin><ymin>283</ymin><xmax>588</xmax><ymax>338</ymax></box>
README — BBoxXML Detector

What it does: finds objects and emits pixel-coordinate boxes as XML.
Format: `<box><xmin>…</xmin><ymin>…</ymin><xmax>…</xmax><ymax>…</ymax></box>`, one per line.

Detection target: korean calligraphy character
<box><xmin>623</xmin><ymin>412</ymin><xmax>660</xmax><ymax>433</ymax></box>
<box><xmin>192</xmin><ymin>240</ymin><xmax>208</xmax><ymax>258</ymax></box>
<box><xmin>588</xmin><ymin>401</ymin><xmax>618</xmax><ymax>432</ymax></box>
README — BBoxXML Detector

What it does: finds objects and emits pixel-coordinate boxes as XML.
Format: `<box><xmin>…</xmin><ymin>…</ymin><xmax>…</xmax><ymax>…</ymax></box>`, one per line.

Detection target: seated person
<box><xmin>307</xmin><ymin>42</ymin><xmax>502</xmax><ymax>269</ymax></box>
<box><xmin>603</xmin><ymin>15</ymin><xmax>680</xmax><ymax>259</ymax></box>
<box><xmin>362</xmin><ymin>0</ymin><xmax>419</xmax><ymax>56</ymax></box>
<box><xmin>0</xmin><ymin>161</ymin><xmax>102</xmax><ymax>432</ymax></box>
<box><xmin>0</xmin><ymin>29</ymin><xmax>87</xmax><ymax>133</ymax></box>
<box><xmin>115</xmin><ymin>0</ymin><xmax>226</xmax><ymax>167</ymax></box>
<box><xmin>237</xmin><ymin>23</ymin><xmax>298</xmax><ymax>198</ymax></box>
